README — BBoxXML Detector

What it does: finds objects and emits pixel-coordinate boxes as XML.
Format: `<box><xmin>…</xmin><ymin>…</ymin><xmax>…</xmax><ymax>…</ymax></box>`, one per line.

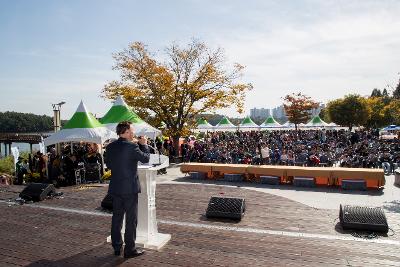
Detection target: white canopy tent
<box><xmin>305</xmin><ymin>115</ymin><xmax>329</xmax><ymax>128</ymax></box>
<box><xmin>281</xmin><ymin>121</ymin><xmax>295</xmax><ymax>129</ymax></box>
<box><xmin>239</xmin><ymin>116</ymin><xmax>259</xmax><ymax>131</ymax></box>
<box><xmin>214</xmin><ymin>117</ymin><xmax>237</xmax><ymax>131</ymax></box>
<box><xmin>260</xmin><ymin>116</ymin><xmax>282</xmax><ymax>129</ymax></box>
<box><xmin>100</xmin><ymin>95</ymin><xmax>161</xmax><ymax>137</ymax></box>
<box><xmin>195</xmin><ymin>118</ymin><xmax>214</xmax><ymax>132</ymax></box>
<box><xmin>44</xmin><ymin>101</ymin><xmax>117</xmax><ymax>146</ymax></box>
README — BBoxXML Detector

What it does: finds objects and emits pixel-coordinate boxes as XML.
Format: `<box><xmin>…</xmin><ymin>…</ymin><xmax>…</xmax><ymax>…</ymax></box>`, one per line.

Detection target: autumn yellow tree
<box><xmin>365</xmin><ymin>97</ymin><xmax>389</xmax><ymax>129</ymax></box>
<box><xmin>102</xmin><ymin>40</ymin><xmax>252</xmax><ymax>150</ymax></box>
<box><xmin>383</xmin><ymin>99</ymin><xmax>400</xmax><ymax>125</ymax></box>
<box><xmin>283</xmin><ymin>93</ymin><xmax>319</xmax><ymax>130</ymax></box>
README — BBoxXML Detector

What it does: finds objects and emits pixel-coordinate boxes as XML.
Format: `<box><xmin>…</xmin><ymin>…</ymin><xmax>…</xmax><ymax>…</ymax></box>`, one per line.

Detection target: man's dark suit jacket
<box><xmin>105</xmin><ymin>137</ymin><xmax>150</xmax><ymax>195</ymax></box>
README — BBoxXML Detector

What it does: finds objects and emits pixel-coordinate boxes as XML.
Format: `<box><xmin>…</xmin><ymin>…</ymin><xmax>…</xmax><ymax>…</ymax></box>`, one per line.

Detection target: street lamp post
<box><xmin>52</xmin><ymin>101</ymin><xmax>66</xmax><ymax>154</ymax></box>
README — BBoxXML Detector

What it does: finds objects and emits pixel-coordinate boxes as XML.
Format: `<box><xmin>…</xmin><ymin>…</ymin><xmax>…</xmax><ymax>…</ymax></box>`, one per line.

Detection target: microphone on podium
<box><xmin>150</xmin><ymin>145</ymin><xmax>162</xmax><ymax>166</ymax></box>
<box><xmin>137</xmin><ymin>136</ymin><xmax>163</xmax><ymax>167</ymax></box>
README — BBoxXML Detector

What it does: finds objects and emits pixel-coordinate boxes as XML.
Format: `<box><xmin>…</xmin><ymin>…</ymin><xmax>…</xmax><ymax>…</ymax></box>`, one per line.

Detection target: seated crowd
<box><xmin>47</xmin><ymin>143</ymin><xmax>104</xmax><ymax>187</ymax></box>
<box><xmin>181</xmin><ymin>129</ymin><xmax>400</xmax><ymax>173</ymax></box>
<box><xmin>14</xmin><ymin>137</ymin><xmax>168</xmax><ymax>187</ymax></box>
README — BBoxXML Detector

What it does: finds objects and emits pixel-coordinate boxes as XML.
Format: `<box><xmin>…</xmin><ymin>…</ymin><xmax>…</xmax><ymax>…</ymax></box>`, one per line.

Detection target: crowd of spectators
<box><xmin>47</xmin><ymin>143</ymin><xmax>103</xmax><ymax>187</ymax></box>
<box><xmin>24</xmin><ymin>138</ymin><xmax>165</xmax><ymax>187</ymax></box>
<box><xmin>15</xmin><ymin>152</ymin><xmax>46</xmax><ymax>185</ymax></box>
<box><xmin>181</xmin><ymin>129</ymin><xmax>400</xmax><ymax>174</ymax></box>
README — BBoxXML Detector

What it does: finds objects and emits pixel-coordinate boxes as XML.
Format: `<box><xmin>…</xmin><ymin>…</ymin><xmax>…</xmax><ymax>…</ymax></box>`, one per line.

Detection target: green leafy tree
<box><xmin>393</xmin><ymin>78</ymin><xmax>400</xmax><ymax>99</ymax></box>
<box><xmin>318</xmin><ymin>108</ymin><xmax>331</xmax><ymax>123</ymax></box>
<box><xmin>0</xmin><ymin>112</ymin><xmax>53</xmax><ymax>133</ymax></box>
<box><xmin>371</xmin><ymin>88</ymin><xmax>382</xmax><ymax>97</ymax></box>
<box><xmin>382</xmin><ymin>88</ymin><xmax>389</xmax><ymax>97</ymax></box>
<box><xmin>327</xmin><ymin>94</ymin><xmax>369</xmax><ymax>130</ymax></box>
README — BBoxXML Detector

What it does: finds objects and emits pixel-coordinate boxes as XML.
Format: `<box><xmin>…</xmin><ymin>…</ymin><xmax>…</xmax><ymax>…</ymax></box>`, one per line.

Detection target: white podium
<box><xmin>107</xmin><ymin>154</ymin><xmax>171</xmax><ymax>250</ymax></box>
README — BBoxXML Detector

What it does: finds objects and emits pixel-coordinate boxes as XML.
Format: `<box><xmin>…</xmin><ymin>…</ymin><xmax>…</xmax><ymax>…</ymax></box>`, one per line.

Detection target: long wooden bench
<box><xmin>180</xmin><ymin>163</ymin><xmax>385</xmax><ymax>189</ymax></box>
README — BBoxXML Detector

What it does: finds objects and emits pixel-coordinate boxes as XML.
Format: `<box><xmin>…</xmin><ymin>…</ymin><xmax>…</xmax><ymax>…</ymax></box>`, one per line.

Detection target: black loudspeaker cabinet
<box><xmin>339</xmin><ymin>204</ymin><xmax>388</xmax><ymax>233</ymax></box>
<box><xmin>101</xmin><ymin>194</ymin><xmax>113</xmax><ymax>211</ymax></box>
<box><xmin>19</xmin><ymin>183</ymin><xmax>56</xmax><ymax>202</ymax></box>
<box><xmin>206</xmin><ymin>196</ymin><xmax>245</xmax><ymax>220</ymax></box>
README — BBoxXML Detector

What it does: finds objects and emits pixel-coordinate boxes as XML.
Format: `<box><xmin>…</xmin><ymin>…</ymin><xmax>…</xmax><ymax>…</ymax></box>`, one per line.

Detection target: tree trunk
<box><xmin>172</xmin><ymin>135</ymin><xmax>181</xmax><ymax>158</ymax></box>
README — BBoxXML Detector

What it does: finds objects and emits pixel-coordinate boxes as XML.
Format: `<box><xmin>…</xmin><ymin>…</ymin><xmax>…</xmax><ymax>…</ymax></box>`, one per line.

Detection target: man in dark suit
<box><xmin>105</xmin><ymin>121</ymin><xmax>150</xmax><ymax>258</ymax></box>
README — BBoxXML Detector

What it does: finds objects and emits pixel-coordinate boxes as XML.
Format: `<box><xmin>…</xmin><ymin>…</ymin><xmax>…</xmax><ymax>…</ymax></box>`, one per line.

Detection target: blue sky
<box><xmin>1</xmin><ymin>0</ymin><xmax>400</xmax><ymax>119</ymax></box>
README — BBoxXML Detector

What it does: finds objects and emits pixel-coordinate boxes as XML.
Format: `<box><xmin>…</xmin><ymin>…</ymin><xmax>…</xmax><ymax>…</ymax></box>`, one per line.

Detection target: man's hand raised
<box><xmin>138</xmin><ymin>136</ymin><xmax>148</xmax><ymax>146</ymax></box>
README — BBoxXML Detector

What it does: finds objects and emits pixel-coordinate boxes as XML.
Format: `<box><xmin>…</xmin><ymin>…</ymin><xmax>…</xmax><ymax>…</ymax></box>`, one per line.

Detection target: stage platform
<box><xmin>0</xmin><ymin>183</ymin><xmax>400</xmax><ymax>267</ymax></box>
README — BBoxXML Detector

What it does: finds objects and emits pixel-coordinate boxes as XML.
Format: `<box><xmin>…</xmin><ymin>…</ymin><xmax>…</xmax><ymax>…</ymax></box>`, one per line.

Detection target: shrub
<box><xmin>24</xmin><ymin>172</ymin><xmax>44</xmax><ymax>183</ymax></box>
<box><xmin>0</xmin><ymin>156</ymin><xmax>15</xmax><ymax>175</ymax></box>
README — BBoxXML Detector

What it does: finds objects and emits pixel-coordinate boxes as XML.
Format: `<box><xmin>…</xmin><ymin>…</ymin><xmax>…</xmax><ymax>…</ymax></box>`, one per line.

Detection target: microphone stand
<box><xmin>153</xmin><ymin>147</ymin><xmax>162</xmax><ymax>166</ymax></box>
<box><xmin>145</xmin><ymin>143</ymin><xmax>162</xmax><ymax>166</ymax></box>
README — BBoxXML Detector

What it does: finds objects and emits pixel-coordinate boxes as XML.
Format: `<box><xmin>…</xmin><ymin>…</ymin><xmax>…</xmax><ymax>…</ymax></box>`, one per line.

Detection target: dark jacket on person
<box><xmin>105</xmin><ymin>137</ymin><xmax>150</xmax><ymax>195</ymax></box>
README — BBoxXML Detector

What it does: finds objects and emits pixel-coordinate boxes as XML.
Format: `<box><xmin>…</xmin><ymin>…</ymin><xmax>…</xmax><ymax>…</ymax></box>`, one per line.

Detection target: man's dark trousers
<box><xmin>111</xmin><ymin>193</ymin><xmax>138</xmax><ymax>251</ymax></box>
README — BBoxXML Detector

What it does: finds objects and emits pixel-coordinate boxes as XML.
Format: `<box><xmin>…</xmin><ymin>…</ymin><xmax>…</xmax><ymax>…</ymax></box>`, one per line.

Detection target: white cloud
<box><xmin>2</xmin><ymin>0</ymin><xmax>400</xmax><ymax>119</ymax></box>
<box><xmin>207</xmin><ymin>1</ymin><xmax>400</xmax><ymax>116</ymax></box>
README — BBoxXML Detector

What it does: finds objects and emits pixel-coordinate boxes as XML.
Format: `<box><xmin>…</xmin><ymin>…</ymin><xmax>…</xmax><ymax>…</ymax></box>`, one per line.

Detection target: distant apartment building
<box><xmin>272</xmin><ymin>105</ymin><xmax>286</xmax><ymax>119</ymax></box>
<box><xmin>310</xmin><ymin>103</ymin><xmax>325</xmax><ymax>117</ymax></box>
<box><xmin>250</xmin><ymin>103</ymin><xmax>325</xmax><ymax>120</ymax></box>
<box><xmin>250</xmin><ymin>108</ymin><xmax>270</xmax><ymax>119</ymax></box>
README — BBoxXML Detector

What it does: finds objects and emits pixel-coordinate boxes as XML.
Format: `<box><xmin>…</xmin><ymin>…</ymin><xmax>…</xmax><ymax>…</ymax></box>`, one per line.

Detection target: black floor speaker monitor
<box><xmin>206</xmin><ymin>196</ymin><xmax>245</xmax><ymax>220</ymax></box>
<box><xmin>19</xmin><ymin>183</ymin><xmax>56</xmax><ymax>202</ymax></box>
<box><xmin>101</xmin><ymin>194</ymin><xmax>113</xmax><ymax>211</ymax></box>
<box><xmin>339</xmin><ymin>205</ymin><xmax>388</xmax><ymax>233</ymax></box>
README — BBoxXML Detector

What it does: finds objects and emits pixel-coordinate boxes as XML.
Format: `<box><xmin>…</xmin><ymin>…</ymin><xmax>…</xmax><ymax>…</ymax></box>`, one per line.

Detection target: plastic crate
<box><xmin>342</xmin><ymin>179</ymin><xmax>366</xmax><ymax>190</ymax></box>
<box><xmin>293</xmin><ymin>177</ymin><xmax>315</xmax><ymax>187</ymax></box>
<box><xmin>189</xmin><ymin>172</ymin><xmax>206</xmax><ymax>180</ymax></box>
<box><xmin>223</xmin><ymin>174</ymin><xmax>243</xmax><ymax>182</ymax></box>
<box><xmin>260</xmin><ymin>175</ymin><xmax>280</xmax><ymax>185</ymax></box>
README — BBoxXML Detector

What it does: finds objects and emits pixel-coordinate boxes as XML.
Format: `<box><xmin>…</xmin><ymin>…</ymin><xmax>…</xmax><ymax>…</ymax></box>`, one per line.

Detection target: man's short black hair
<box><xmin>116</xmin><ymin>121</ymin><xmax>132</xmax><ymax>135</ymax></box>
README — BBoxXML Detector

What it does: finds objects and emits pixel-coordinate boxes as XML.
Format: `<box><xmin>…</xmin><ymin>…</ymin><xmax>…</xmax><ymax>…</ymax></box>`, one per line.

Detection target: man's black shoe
<box><xmin>114</xmin><ymin>250</ymin><xmax>121</xmax><ymax>256</ymax></box>
<box><xmin>124</xmin><ymin>248</ymin><xmax>145</xmax><ymax>258</ymax></box>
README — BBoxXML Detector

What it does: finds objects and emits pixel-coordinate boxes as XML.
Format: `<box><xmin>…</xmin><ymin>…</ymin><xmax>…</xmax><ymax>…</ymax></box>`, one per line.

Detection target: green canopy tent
<box><xmin>44</xmin><ymin>100</ymin><xmax>117</xmax><ymax>146</ymax></box>
<box><xmin>196</xmin><ymin>118</ymin><xmax>214</xmax><ymax>132</ymax></box>
<box><xmin>100</xmin><ymin>95</ymin><xmax>161</xmax><ymax>137</ymax></box>
<box><xmin>239</xmin><ymin>116</ymin><xmax>259</xmax><ymax>131</ymax></box>
<box><xmin>260</xmin><ymin>116</ymin><xmax>282</xmax><ymax>129</ymax></box>
<box><xmin>214</xmin><ymin>116</ymin><xmax>237</xmax><ymax>131</ymax></box>
<box><xmin>305</xmin><ymin>115</ymin><xmax>329</xmax><ymax>128</ymax></box>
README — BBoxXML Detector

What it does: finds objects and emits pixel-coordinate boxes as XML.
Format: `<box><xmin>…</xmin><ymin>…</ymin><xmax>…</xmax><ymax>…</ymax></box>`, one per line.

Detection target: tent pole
<box><xmin>100</xmin><ymin>143</ymin><xmax>105</xmax><ymax>176</ymax></box>
<box><xmin>45</xmin><ymin>156</ymin><xmax>49</xmax><ymax>181</ymax></box>
<box><xmin>153</xmin><ymin>131</ymin><xmax>157</xmax><ymax>154</ymax></box>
